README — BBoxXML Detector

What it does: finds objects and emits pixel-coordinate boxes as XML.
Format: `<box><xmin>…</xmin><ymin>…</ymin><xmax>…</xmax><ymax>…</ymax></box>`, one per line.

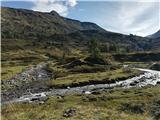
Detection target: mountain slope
<box><xmin>1</xmin><ymin>7</ymin><xmax>154</xmax><ymax>52</ymax></box>
<box><xmin>147</xmin><ymin>30</ymin><xmax>160</xmax><ymax>51</ymax></box>
<box><xmin>147</xmin><ymin>30</ymin><xmax>160</xmax><ymax>39</ymax></box>
<box><xmin>1</xmin><ymin>7</ymin><xmax>104</xmax><ymax>39</ymax></box>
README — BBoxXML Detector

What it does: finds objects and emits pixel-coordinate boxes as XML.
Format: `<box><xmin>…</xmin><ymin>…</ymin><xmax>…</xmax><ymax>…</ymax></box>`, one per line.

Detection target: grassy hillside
<box><xmin>2</xmin><ymin>7</ymin><xmax>156</xmax><ymax>52</ymax></box>
<box><xmin>1</xmin><ymin>7</ymin><xmax>104</xmax><ymax>38</ymax></box>
<box><xmin>1</xmin><ymin>6</ymin><xmax>160</xmax><ymax>120</ymax></box>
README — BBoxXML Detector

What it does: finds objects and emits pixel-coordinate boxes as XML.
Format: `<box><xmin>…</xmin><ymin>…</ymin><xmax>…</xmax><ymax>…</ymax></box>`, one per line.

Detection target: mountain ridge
<box><xmin>147</xmin><ymin>30</ymin><xmax>160</xmax><ymax>39</ymax></box>
<box><xmin>1</xmin><ymin>7</ymin><xmax>105</xmax><ymax>38</ymax></box>
<box><xmin>2</xmin><ymin>7</ymin><xmax>159</xmax><ymax>52</ymax></box>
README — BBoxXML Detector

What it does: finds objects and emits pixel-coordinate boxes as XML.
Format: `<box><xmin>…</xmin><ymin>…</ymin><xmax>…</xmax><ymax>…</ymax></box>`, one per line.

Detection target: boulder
<box><xmin>63</xmin><ymin>108</ymin><xmax>76</xmax><ymax>117</ymax></box>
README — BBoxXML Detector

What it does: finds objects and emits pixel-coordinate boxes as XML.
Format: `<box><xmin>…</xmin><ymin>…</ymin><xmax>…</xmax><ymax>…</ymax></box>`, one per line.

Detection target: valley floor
<box><xmin>2</xmin><ymin>86</ymin><xmax>160</xmax><ymax>120</ymax></box>
<box><xmin>1</xmin><ymin>65</ymin><xmax>160</xmax><ymax>120</ymax></box>
<box><xmin>1</xmin><ymin>48</ymin><xmax>160</xmax><ymax>120</ymax></box>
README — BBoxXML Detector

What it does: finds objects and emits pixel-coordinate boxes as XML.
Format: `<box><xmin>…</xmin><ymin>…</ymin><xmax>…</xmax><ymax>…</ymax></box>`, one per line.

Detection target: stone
<box><xmin>84</xmin><ymin>91</ymin><xmax>91</xmax><ymax>94</ymax></box>
<box><xmin>63</xmin><ymin>108</ymin><xmax>76</xmax><ymax>117</ymax></box>
<box><xmin>157</xmin><ymin>81</ymin><xmax>160</xmax><ymax>84</ymax></box>
<box><xmin>91</xmin><ymin>91</ymin><xmax>100</xmax><ymax>95</ymax></box>
<box><xmin>130</xmin><ymin>82</ymin><xmax>136</xmax><ymax>86</ymax></box>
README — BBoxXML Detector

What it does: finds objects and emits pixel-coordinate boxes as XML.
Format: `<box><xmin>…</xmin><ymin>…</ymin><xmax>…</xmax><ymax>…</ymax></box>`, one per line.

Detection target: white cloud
<box><xmin>1</xmin><ymin>0</ymin><xmax>159</xmax><ymax>1</ymax></box>
<box><xmin>103</xmin><ymin>2</ymin><xmax>159</xmax><ymax>36</ymax></box>
<box><xmin>31</xmin><ymin>0</ymin><xmax>77</xmax><ymax>17</ymax></box>
<box><xmin>66</xmin><ymin>0</ymin><xmax>77</xmax><ymax>7</ymax></box>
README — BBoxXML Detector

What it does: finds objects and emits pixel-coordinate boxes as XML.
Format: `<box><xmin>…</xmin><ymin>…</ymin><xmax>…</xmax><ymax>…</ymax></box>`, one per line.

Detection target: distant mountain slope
<box><xmin>1</xmin><ymin>7</ymin><xmax>105</xmax><ymax>39</ymax></box>
<box><xmin>1</xmin><ymin>7</ymin><xmax>155</xmax><ymax>52</ymax></box>
<box><xmin>147</xmin><ymin>30</ymin><xmax>160</xmax><ymax>39</ymax></box>
<box><xmin>149</xmin><ymin>37</ymin><xmax>160</xmax><ymax>51</ymax></box>
<box><xmin>146</xmin><ymin>30</ymin><xmax>160</xmax><ymax>51</ymax></box>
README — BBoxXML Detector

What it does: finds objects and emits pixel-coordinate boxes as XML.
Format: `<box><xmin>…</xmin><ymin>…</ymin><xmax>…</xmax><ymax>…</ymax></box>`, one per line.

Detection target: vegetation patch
<box><xmin>49</xmin><ymin>68</ymin><xmax>140</xmax><ymax>88</ymax></box>
<box><xmin>113</xmin><ymin>52</ymin><xmax>160</xmax><ymax>62</ymax></box>
<box><xmin>150</xmin><ymin>63</ymin><xmax>160</xmax><ymax>71</ymax></box>
<box><xmin>2</xmin><ymin>86</ymin><xmax>160</xmax><ymax>120</ymax></box>
<box><xmin>149</xmin><ymin>99</ymin><xmax>160</xmax><ymax>120</ymax></box>
<box><xmin>120</xmin><ymin>102</ymin><xmax>145</xmax><ymax>114</ymax></box>
<box><xmin>1</xmin><ymin>66</ymin><xmax>27</xmax><ymax>80</ymax></box>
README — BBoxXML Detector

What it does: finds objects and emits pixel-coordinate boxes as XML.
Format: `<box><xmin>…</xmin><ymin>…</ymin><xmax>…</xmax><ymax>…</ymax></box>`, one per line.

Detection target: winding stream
<box><xmin>47</xmin><ymin>68</ymin><xmax>160</xmax><ymax>95</ymax></box>
<box><xmin>2</xmin><ymin>68</ymin><xmax>160</xmax><ymax>104</ymax></box>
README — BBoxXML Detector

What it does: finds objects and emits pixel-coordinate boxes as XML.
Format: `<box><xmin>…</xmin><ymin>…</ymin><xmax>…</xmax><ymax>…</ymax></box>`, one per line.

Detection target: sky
<box><xmin>1</xmin><ymin>0</ymin><xmax>160</xmax><ymax>36</ymax></box>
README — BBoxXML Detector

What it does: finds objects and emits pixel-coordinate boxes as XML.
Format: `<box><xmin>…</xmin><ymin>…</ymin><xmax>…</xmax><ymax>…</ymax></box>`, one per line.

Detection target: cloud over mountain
<box><xmin>32</xmin><ymin>0</ymin><xmax>77</xmax><ymax>16</ymax></box>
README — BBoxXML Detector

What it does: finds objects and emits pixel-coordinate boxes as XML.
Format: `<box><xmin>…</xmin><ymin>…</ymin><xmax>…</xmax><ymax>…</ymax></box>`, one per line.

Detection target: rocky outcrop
<box><xmin>1</xmin><ymin>63</ymin><xmax>54</xmax><ymax>102</ymax></box>
<box><xmin>2</xmin><ymin>63</ymin><xmax>53</xmax><ymax>90</ymax></box>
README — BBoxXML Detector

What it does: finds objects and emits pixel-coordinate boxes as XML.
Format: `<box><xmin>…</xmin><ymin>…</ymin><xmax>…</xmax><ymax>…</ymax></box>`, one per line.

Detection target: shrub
<box><xmin>150</xmin><ymin>99</ymin><xmax>160</xmax><ymax>120</ymax></box>
<box><xmin>84</xmin><ymin>56</ymin><xmax>107</xmax><ymax>65</ymax></box>
<box><xmin>70</xmin><ymin>65</ymin><xmax>107</xmax><ymax>73</ymax></box>
<box><xmin>88</xmin><ymin>38</ymin><xmax>101</xmax><ymax>58</ymax></box>
<box><xmin>120</xmin><ymin>102</ymin><xmax>145</xmax><ymax>114</ymax></box>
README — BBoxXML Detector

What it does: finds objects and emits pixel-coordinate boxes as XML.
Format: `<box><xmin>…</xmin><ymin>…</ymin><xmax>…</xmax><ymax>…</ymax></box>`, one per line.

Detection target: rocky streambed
<box><xmin>1</xmin><ymin>63</ymin><xmax>53</xmax><ymax>103</ymax></box>
<box><xmin>2</xmin><ymin>63</ymin><xmax>53</xmax><ymax>88</ymax></box>
<box><xmin>2</xmin><ymin>68</ymin><xmax>160</xmax><ymax>104</ymax></box>
<box><xmin>46</xmin><ymin>68</ymin><xmax>160</xmax><ymax>95</ymax></box>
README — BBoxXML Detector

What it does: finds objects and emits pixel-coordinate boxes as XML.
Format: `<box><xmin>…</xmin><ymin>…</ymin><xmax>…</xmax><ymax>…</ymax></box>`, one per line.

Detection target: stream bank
<box><xmin>2</xmin><ymin>68</ymin><xmax>160</xmax><ymax>104</ymax></box>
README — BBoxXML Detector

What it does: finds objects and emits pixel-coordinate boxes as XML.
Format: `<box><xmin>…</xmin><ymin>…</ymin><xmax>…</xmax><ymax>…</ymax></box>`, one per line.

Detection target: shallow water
<box><xmin>3</xmin><ymin>68</ymin><xmax>160</xmax><ymax>104</ymax></box>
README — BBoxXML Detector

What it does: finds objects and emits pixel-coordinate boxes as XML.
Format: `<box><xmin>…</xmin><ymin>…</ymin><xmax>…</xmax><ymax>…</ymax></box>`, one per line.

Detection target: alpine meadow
<box><xmin>1</xmin><ymin>1</ymin><xmax>160</xmax><ymax>120</ymax></box>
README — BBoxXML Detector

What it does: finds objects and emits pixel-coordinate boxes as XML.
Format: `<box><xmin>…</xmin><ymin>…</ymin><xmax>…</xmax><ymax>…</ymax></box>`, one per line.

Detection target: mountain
<box><xmin>1</xmin><ymin>7</ymin><xmax>104</xmax><ymax>39</ymax></box>
<box><xmin>149</xmin><ymin>34</ymin><xmax>160</xmax><ymax>51</ymax></box>
<box><xmin>146</xmin><ymin>30</ymin><xmax>160</xmax><ymax>51</ymax></box>
<box><xmin>147</xmin><ymin>30</ymin><xmax>160</xmax><ymax>39</ymax></box>
<box><xmin>1</xmin><ymin>7</ymin><xmax>154</xmax><ymax>52</ymax></box>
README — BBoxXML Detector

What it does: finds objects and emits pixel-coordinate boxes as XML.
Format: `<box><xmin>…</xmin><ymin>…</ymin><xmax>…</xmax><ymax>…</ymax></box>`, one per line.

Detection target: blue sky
<box><xmin>1</xmin><ymin>0</ymin><xmax>160</xmax><ymax>36</ymax></box>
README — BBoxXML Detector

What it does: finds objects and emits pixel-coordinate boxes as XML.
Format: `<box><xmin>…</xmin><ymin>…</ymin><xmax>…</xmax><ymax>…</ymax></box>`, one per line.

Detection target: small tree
<box><xmin>88</xmin><ymin>38</ymin><xmax>101</xmax><ymax>58</ymax></box>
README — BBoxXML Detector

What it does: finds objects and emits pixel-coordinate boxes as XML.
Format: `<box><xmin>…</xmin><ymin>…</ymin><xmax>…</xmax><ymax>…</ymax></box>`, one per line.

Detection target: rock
<box><xmin>3</xmin><ymin>63</ymin><xmax>53</xmax><ymax>92</ymax></box>
<box><xmin>67</xmin><ymin>86</ymin><xmax>70</xmax><ymax>89</ymax></box>
<box><xmin>139</xmin><ymin>77</ymin><xmax>146</xmax><ymax>82</ymax></box>
<box><xmin>91</xmin><ymin>91</ymin><xmax>100</xmax><ymax>95</ymax></box>
<box><xmin>57</xmin><ymin>95</ymin><xmax>64</xmax><ymax>99</ymax></box>
<box><xmin>130</xmin><ymin>82</ymin><xmax>136</xmax><ymax>86</ymax></box>
<box><xmin>84</xmin><ymin>91</ymin><xmax>91</xmax><ymax>94</ymax></box>
<box><xmin>63</xmin><ymin>108</ymin><xmax>76</xmax><ymax>117</ymax></box>
<box><xmin>39</xmin><ymin>101</ymin><xmax>44</xmax><ymax>104</ymax></box>
<box><xmin>134</xmin><ymin>81</ymin><xmax>139</xmax><ymax>84</ymax></box>
<box><xmin>157</xmin><ymin>81</ymin><xmax>160</xmax><ymax>84</ymax></box>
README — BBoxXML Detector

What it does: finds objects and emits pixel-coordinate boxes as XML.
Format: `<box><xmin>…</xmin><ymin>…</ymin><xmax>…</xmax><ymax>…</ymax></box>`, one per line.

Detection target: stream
<box><xmin>2</xmin><ymin>68</ymin><xmax>160</xmax><ymax>104</ymax></box>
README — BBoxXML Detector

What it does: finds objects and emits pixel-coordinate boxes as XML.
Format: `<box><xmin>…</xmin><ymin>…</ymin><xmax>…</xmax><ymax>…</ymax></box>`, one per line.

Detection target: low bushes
<box><xmin>150</xmin><ymin>99</ymin><xmax>160</xmax><ymax>120</ymax></box>
<box><xmin>120</xmin><ymin>102</ymin><xmax>145</xmax><ymax>114</ymax></box>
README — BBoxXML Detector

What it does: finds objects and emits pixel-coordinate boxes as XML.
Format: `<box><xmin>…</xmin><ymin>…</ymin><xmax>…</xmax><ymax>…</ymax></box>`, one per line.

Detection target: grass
<box><xmin>1</xmin><ymin>48</ymin><xmax>53</xmax><ymax>80</ymax></box>
<box><xmin>2</xmin><ymin>86</ymin><xmax>160</xmax><ymax>120</ymax></box>
<box><xmin>1</xmin><ymin>46</ymin><xmax>159</xmax><ymax>120</ymax></box>
<box><xmin>1</xmin><ymin>65</ymin><xmax>27</xmax><ymax>80</ymax></box>
<box><xmin>123</xmin><ymin>62</ymin><xmax>150</xmax><ymax>68</ymax></box>
<box><xmin>49</xmin><ymin>68</ymin><xmax>140</xmax><ymax>88</ymax></box>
